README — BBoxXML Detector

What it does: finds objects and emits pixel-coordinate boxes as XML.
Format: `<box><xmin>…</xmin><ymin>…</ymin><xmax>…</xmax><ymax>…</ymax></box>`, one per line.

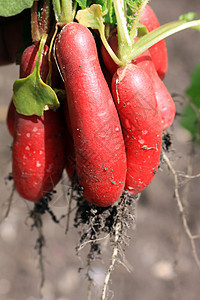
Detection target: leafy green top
<box><xmin>0</xmin><ymin>0</ymin><xmax>34</xmax><ymax>17</ymax></box>
<box><xmin>180</xmin><ymin>62</ymin><xmax>200</xmax><ymax>144</ymax></box>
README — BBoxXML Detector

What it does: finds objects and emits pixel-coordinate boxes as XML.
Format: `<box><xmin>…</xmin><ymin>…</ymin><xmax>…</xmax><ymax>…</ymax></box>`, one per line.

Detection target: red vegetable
<box><xmin>6</xmin><ymin>100</ymin><xmax>15</xmax><ymax>137</ymax></box>
<box><xmin>140</xmin><ymin>4</ymin><xmax>168</xmax><ymax>80</ymax></box>
<box><xmin>112</xmin><ymin>64</ymin><xmax>162</xmax><ymax>194</ymax></box>
<box><xmin>12</xmin><ymin>43</ymin><xmax>66</xmax><ymax>201</ymax></box>
<box><xmin>13</xmin><ymin>110</ymin><xmax>66</xmax><ymax>201</ymax></box>
<box><xmin>56</xmin><ymin>22</ymin><xmax>127</xmax><ymax>207</ymax></box>
<box><xmin>133</xmin><ymin>47</ymin><xmax>175</xmax><ymax>130</ymax></box>
<box><xmin>101</xmin><ymin>35</ymin><xmax>175</xmax><ymax>130</ymax></box>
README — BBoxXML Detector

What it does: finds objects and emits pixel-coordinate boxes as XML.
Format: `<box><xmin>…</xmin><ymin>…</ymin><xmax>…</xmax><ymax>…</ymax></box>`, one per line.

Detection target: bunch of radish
<box><xmin>7</xmin><ymin>0</ymin><xmax>200</xmax><ymax>207</ymax></box>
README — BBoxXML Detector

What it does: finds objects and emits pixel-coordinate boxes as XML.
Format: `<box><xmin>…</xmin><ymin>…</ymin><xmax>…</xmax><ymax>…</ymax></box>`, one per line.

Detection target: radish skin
<box><xmin>56</xmin><ymin>22</ymin><xmax>127</xmax><ymax>207</ymax></box>
<box><xmin>112</xmin><ymin>64</ymin><xmax>162</xmax><ymax>194</ymax></box>
<box><xmin>13</xmin><ymin>110</ymin><xmax>66</xmax><ymax>201</ymax></box>
<box><xmin>133</xmin><ymin>47</ymin><xmax>175</xmax><ymax>130</ymax></box>
<box><xmin>6</xmin><ymin>99</ymin><xmax>15</xmax><ymax>137</ymax></box>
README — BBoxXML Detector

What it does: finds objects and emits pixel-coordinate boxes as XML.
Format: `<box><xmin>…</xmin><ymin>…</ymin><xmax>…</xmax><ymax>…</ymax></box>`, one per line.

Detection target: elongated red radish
<box><xmin>112</xmin><ymin>64</ymin><xmax>162</xmax><ymax>194</ymax></box>
<box><xmin>12</xmin><ymin>43</ymin><xmax>66</xmax><ymax>202</ymax></box>
<box><xmin>133</xmin><ymin>47</ymin><xmax>175</xmax><ymax>130</ymax></box>
<box><xmin>56</xmin><ymin>22</ymin><xmax>126</xmax><ymax>207</ymax></box>
<box><xmin>101</xmin><ymin>35</ymin><xmax>175</xmax><ymax>129</ymax></box>
<box><xmin>6</xmin><ymin>99</ymin><xmax>15</xmax><ymax>137</ymax></box>
<box><xmin>13</xmin><ymin>109</ymin><xmax>66</xmax><ymax>201</ymax></box>
<box><xmin>140</xmin><ymin>4</ymin><xmax>168</xmax><ymax>80</ymax></box>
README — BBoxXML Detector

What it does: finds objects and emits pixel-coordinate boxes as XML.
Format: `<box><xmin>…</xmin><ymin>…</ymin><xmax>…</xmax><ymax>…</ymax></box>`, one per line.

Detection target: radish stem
<box><xmin>113</xmin><ymin>0</ymin><xmax>132</xmax><ymax>63</ymax></box>
<box><xmin>128</xmin><ymin>19</ymin><xmax>200</xmax><ymax>61</ymax></box>
<box><xmin>39</xmin><ymin>0</ymin><xmax>51</xmax><ymax>36</ymax></box>
<box><xmin>31</xmin><ymin>1</ymin><xmax>41</xmax><ymax>42</ymax></box>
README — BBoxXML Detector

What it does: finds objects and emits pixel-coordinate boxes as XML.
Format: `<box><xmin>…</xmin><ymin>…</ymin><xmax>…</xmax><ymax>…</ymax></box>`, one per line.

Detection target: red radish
<box><xmin>140</xmin><ymin>4</ymin><xmax>168</xmax><ymax>80</ymax></box>
<box><xmin>56</xmin><ymin>22</ymin><xmax>126</xmax><ymax>207</ymax></box>
<box><xmin>12</xmin><ymin>43</ymin><xmax>66</xmax><ymax>202</ymax></box>
<box><xmin>6</xmin><ymin>100</ymin><xmax>15</xmax><ymax>137</ymax></box>
<box><xmin>6</xmin><ymin>43</ymin><xmax>49</xmax><ymax>137</ymax></box>
<box><xmin>13</xmin><ymin>110</ymin><xmax>66</xmax><ymax>201</ymax></box>
<box><xmin>112</xmin><ymin>64</ymin><xmax>162</xmax><ymax>194</ymax></box>
<box><xmin>101</xmin><ymin>35</ymin><xmax>175</xmax><ymax>130</ymax></box>
<box><xmin>133</xmin><ymin>47</ymin><xmax>175</xmax><ymax>130</ymax></box>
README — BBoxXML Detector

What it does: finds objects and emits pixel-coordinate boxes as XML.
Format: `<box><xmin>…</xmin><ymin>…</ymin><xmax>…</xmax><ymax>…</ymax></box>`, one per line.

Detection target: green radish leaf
<box><xmin>179</xmin><ymin>12</ymin><xmax>197</xmax><ymax>22</ymax></box>
<box><xmin>13</xmin><ymin>34</ymin><xmax>60</xmax><ymax>116</ymax></box>
<box><xmin>180</xmin><ymin>104</ymin><xmax>200</xmax><ymax>144</ymax></box>
<box><xmin>0</xmin><ymin>0</ymin><xmax>34</xmax><ymax>17</ymax></box>
<box><xmin>76</xmin><ymin>0</ymin><xmax>92</xmax><ymax>9</ymax></box>
<box><xmin>76</xmin><ymin>4</ymin><xmax>104</xmax><ymax>30</ymax></box>
<box><xmin>126</xmin><ymin>0</ymin><xmax>142</xmax><ymax>31</ymax></box>
<box><xmin>95</xmin><ymin>0</ymin><xmax>116</xmax><ymax>24</ymax></box>
<box><xmin>186</xmin><ymin>61</ymin><xmax>200</xmax><ymax>108</ymax></box>
<box><xmin>76</xmin><ymin>0</ymin><xmax>141</xmax><ymax>25</ymax></box>
<box><xmin>13</xmin><ymin>75</ymin><xmax>60</xmax><ymax>116</ymax></box>
<box><xmin>180</xmin><ymin>61</ymin><xmax>200</xmax><ymax>144</ymax></box>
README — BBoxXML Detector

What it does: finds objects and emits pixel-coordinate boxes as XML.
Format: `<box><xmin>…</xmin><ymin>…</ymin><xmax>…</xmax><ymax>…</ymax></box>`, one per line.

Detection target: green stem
<box><xmin>127</xmin><ymin>19</ymin><xmax>200</xmax><ymax>62</ymax></box>
<box><xmin>46</xmin><ymin>24</ymin><xmax>59</xmax><ymax>86</ymax></box>
<box><xmin>33</xmin><ymin>34</ymin><xmax>48</xmax><ymax>78</ymax></box>
<box><xmin>61</xmin><ymin>0</ymin><xmax>73</xmax><ymax>23</ymax></box>
<box><xmin>100</xmin><ymin>28</ymin><xmax>125</xmax><ymax>67</ymax></box>
<box><xmin>52</xmin><ymin>0</ymin><xmax>73</xmax><ymax>23</ymax></box>
<box><xmin>31</xmin><ymin>1</ymin><xmax>41</xmax><ymax>42</ymax></box>
<box><xmin>129</xmin><ymin>0</ymin><xmax>149</xmax><ymax>42</ymax></box>
<box><xmin>105</xmin><ymin>23</ymin><xmax>111</xmax><ymax>39</ymax></box>
<box><xmin>113</xmin><ymin>0</ymin><xmax>132</xmax><ymax>63</ymax></box>
<box><xmin>52</xmin><ymin>0</ymin><xmax>61</xmax><ymax>22</ymax></box>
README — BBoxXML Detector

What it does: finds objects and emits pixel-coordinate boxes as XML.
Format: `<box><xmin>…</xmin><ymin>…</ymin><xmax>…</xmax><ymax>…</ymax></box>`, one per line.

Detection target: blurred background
<box><xmin>0</xmin><ymin>0</ymin><xmax>200</xmax><ymax>299</ymax></box>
